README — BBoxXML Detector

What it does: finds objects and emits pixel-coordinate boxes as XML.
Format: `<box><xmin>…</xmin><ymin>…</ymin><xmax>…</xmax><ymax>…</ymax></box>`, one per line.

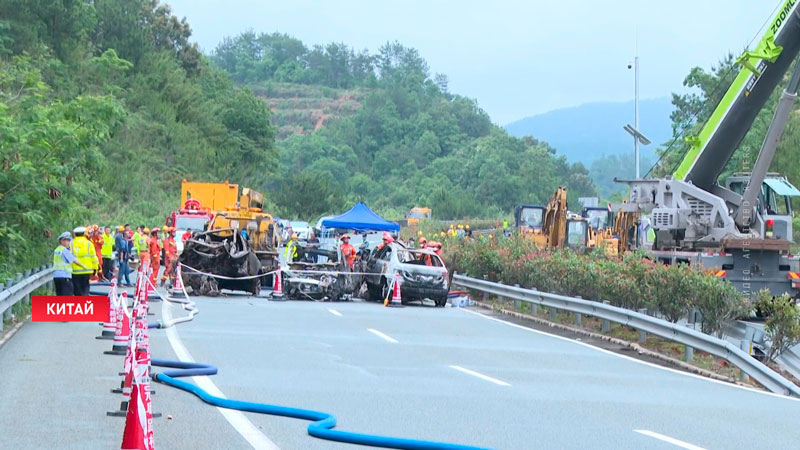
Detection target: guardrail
<box><xmin>452</xmin><ymin>273</ymin><xmax>800</xmax><ymax>398</ymax></box>
<box><xmin>0</xmin><ymin>265</ymin><xmax>54</xmax><ymax>331</ymax></box>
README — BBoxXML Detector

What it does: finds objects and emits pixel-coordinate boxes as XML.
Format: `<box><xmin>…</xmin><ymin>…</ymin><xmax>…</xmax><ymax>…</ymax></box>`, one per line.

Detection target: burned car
<box><xmin>179</xmin><ymin>229</ymin><xmax>263</xmax><ymax>296</ymax></box>
<box><xmin>282</xmin><ymin>245</ymin><xmax>355</xmax><ymax>301</ymax></box>
<box><xmin>359</xmin><ymin>242</ymin><xmax>449</xmax><ymax>307</ymax></box>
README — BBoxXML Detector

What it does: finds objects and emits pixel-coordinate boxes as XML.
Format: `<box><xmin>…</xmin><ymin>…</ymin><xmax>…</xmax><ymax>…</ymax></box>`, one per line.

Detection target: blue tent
<box><xmin>322</xmin><ymin>202</ymin><xmax>400</xmax><ymax>232</ymax></box>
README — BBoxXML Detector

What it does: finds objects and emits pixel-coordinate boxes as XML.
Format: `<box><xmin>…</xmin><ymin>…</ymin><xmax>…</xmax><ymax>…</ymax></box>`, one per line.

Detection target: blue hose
<box><xmin>151</xmin><ymin>359</ymin><xmax>490</xmax><ymax>450</ymax></box>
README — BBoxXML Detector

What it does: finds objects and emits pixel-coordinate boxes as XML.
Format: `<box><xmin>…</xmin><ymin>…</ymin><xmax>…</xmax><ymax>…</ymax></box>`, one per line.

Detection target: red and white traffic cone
<box><xmin>119</xmin><ymin>340</ymin><xmax>154</xmax><ymax>450</ymax></box>
<box><xmin>105</xmin><ymin>293</ymin><xmax>130</xmax><ymax>355</ymax></box>
<box><xmin>98</xmin><ymin>289</ymin><xmax>119</xmax><ymax>340</ymax></box>
<box><xmin>386</xmin><ymin>272</ymin><xmax>403</xmax><ymax>307</ymax></box>
<box><xmin>271</xmin><ymin>263</ymin><xmax>284</xmax><ymax>299</ymax></box>
<box><xmin>169</xmin><ymin>263</ymin><xmax>184</xmax><ymax>295</ymax></box>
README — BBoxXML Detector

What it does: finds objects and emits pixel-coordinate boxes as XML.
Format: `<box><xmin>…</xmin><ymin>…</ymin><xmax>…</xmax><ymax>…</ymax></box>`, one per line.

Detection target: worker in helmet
<box><xmin>71</xmin><ymin>227</ymin><xmax>98</xmax><ymax>295</ymax></box>
<box><xmin>431</xmin><ymin>241</ymin><xmax>443</xmax><ymax>257</ymax></box>
<box><xmin>284</xmin><ymin>233</ymin><xmax>299</xmax><ymax>263</ymax></box>
<box><xmin>160</xmin><ymin>227</ymin><xmax>177</xmax><ymax>286</ymax></box>
<box><xmin>148</xmin><ymin>228</ymin><xmax>162</xmax><ymax>285</ymax></box>
<box><xmin>340</xmin><ymin>234</ymin><xmax>356</xmax><ymax>269</ymax></box>
<box><xmin>138</xmin><ymin>227</ymin><xmax>151</xmax><ymax>270</ymax></box>
<box><xmin>101</xmin><ymin>226</ymin><xmax>115</xmax><ymax>280</ymax></box>
<box><xmin>115</xmin><ymin>225</ymin><xmax>132</xmax><ymax>286</ymax></box>
<box><xmin>89</xmin><ymin>226</ymin><xmax>105</xmax><ymax>281</ymax></box>
<box><xmin>376</xmin><ymin>232</ymin><xmax>394</xmax><ymax>251</ymax></box>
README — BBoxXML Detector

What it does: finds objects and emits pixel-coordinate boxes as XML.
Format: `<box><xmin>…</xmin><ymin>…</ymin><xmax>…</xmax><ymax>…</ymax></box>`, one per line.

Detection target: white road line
<box><xmin>459</xmin><ymin>308</ymin><xmax>800</xmax><ymax>403</ymax></box>
<box><xmin>634</xmin><ymin>430</ymin><xmax>706</xmax><ymax>450</ymax></box>
<box><xmin>449</xmin><ymin>365</ymin><xmax>511</xmax><ymax>386</ymax></box>
<box><xmin>327</xmin><ymin>308</ymin><xmax>342</xmax><ymax>317</ymax></box>
<box><xmin>367</xmin><ymin>328</ymin><xmax>398</xmax><ymax>343</ymax></box>
<box><xmin>162</xmin><ymin>300</ymin><xmax>281</xmax><ymax>450</ymax></box>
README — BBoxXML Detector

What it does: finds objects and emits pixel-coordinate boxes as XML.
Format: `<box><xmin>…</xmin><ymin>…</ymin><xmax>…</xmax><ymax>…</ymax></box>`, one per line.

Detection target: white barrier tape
<box><xmin>180</xmin><ymin>264</ymin><xmax>279</xmax><ymax>280</ymax></box>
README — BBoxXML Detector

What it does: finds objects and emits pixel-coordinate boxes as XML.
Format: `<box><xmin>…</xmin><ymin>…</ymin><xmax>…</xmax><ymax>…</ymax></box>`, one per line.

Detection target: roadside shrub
<box><xmin>756</xmin><ymin>289</ymin><xmax>800</xmax><ymax>362</ymax></box>
<box><xmin>444</xmin><ymin>233</ymin><xmax>743</xmax><ymax>334</ymax></box>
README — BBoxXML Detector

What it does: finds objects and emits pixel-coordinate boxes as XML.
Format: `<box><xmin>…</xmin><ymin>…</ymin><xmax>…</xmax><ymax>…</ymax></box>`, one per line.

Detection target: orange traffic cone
<box><xmin>271</xmin><ymin>263</ymin><xmax>284</xmax><ymax>299</ymax></box>
<box><xmin>385</xmin><ymin>272</ymin><xmax>403</xmax><ymax>307</ymax></box>
<box><xmin>119</xmin><ymin>340</ymin><xmax>154</xmax><ymax>450</ymax></box>
<box><xmin>169</xmin><ymin>263</ymin><xmax>184</xmax><ymax>295</ymax></box>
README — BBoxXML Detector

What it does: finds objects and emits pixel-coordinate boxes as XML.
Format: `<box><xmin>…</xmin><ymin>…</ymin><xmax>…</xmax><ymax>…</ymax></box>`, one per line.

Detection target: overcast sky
<box><xmin>165</xmin><ymin>0</ymin><xmax>780</xmax><ymax>124</ymax></box>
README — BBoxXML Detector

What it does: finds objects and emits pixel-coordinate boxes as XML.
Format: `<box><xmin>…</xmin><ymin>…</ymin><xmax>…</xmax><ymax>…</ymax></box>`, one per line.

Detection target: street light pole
<box><xmin>634</xmin><ymin>56</ymin><xmax>640</xmax><ymax>179</ymax></box>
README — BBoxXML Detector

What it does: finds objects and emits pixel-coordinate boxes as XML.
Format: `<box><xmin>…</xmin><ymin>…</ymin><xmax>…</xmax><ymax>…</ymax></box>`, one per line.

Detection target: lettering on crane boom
<box><xmin>745</xmin><ymin>60</ymin><xmax>768</xmax><ymax>97</ymax></box>
<box><xmin>771</xmin><ymin>0</ymin><xmax>797</xmax><ymax>34</ymax></box>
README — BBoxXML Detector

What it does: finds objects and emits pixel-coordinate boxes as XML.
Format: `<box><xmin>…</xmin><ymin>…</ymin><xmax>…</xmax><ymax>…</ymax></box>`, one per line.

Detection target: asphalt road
<box><xmin>2</xmin><ymin>287</ymin><xmax>800</xmax><ymax>449</ymax></box>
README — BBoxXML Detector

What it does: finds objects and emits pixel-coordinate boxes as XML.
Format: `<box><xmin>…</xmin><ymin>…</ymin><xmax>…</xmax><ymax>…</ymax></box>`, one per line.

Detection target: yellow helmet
<box><xmin>291</xmin><ymin>233</ymin><xmax>298</xmax><ymax>239</ymax></box>
<box><xmin>117</xmin><ymin>225</ymin><xmax>124</xmax><ymax>232</ymax></box>
<box><xmin>440</xmin><ymin>231</ymin><xmax>446</xmax><ymax>237</ymax></box>
<box><xmin>417</xmin><ymin>230</ymin><xmax>423</xmax><ymax>236</ymax></box>
<box><xmin>458</xmin><ymin>224</ymin><xmax>464</xmax><ymax>229</ymax></box>
<box><xmin>465</xmin><ymin>224</ymin><xmax>470</xmax><ymax>230</ymax></box>
<box><xmin>143</xmin><ymin>227</ymin><xmax>150</xmax><ymax>234</ymax></box>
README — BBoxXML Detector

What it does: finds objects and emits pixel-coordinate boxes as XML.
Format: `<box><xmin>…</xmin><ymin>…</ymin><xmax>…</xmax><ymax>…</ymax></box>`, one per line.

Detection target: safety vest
<box><xmin>101</xmin><ymin>233</ymin><xmax>114</xmax><ymax>257</ymax></box>
<box><xmin>284</xmin><ymin>241</ymin><xmax>298</xmax><ymax>261</ymax></box>
<box><xmin>72</xmin><ymin>236</ymin><xmax>97</xmax><ymax>275</ymax></box>
<box><xmin>53</xmin><ymin>245</ymin><xmax>72</xmax><ymax>276</ymax></box>
<box><xmin>137</xmin><ymin>234</ymin><xmax>149</xmax><ymax>253</ymax></box>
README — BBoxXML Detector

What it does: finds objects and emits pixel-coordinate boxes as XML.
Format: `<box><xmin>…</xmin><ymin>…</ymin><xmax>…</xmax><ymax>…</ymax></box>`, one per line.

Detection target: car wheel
<box><xmin>367</xmin><ymin>281</ymin><xmax>381</xmax><ymax>302</ymax></box>
<box><xmin>434</xmin><ymin>294</ymin><xmax>447</xmax><ymax>307</ymax></box>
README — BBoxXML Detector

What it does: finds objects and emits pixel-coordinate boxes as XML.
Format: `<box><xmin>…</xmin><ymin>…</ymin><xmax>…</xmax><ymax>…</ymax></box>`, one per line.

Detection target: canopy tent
<box><xmin>321</xmin><ymin>202</ymin><xmax>400</xmax><ymax>232</ymax></box>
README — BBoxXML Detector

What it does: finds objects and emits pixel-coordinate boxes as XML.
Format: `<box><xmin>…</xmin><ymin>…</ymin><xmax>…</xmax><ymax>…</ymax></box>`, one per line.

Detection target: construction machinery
<box><xmin>407</xmin><ymin>207</ymin><xmax>432</xmax><ymax>226</ymax></box>
<box><xmin>180</xmin><ymin>180</ymin><xmax>239</xmax><ymax>212</ymax></box>
<box><xmin>209</xmin><ymin>187</ymin><xmax>281</xmax><ymax>279</ymax></box>
<box><xmin>614</xmin><ymin>1</ymin><xmax>800</xmax><ymax>299</ymax></box>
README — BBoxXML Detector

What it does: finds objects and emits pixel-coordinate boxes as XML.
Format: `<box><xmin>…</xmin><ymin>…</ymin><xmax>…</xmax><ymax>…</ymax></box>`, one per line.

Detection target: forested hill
<box><xmin>210</xmin><ymin>31</ymin><xmax>597</xmax><ymax>219</ymax></box>
<box><xmin>0</xmin><ymin>1</ymin><xmax>275</xmax><ymax>273</ymax></box>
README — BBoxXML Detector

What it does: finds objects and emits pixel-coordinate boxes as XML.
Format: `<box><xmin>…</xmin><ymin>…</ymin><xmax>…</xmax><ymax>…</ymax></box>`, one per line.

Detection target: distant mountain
<box><xmin>504</xmin><ymin>97</ymin><xmax>674</xmax><ymax>165</ymax></box>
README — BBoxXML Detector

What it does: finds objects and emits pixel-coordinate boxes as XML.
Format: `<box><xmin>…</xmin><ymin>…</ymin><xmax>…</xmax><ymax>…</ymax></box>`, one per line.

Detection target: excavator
<box><xmin>614</xmin><ymin>0</ymin><xmax>800</xmax><ymax>299</ymax></box>
<box><xmin>516</xmin><ymin>188</ymin><xmax>619</xmax><ymax>253</ymax></box>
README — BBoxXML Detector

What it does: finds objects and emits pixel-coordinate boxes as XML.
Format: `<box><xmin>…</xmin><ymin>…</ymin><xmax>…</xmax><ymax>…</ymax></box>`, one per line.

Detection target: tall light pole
<box><xmin>634</xmin><ymin>55</ymin><xmax>640</xmax><ymax>178</ymax></box>
<box><xmin>624</xmin><ymin>56</ymin><xmax>650</xmax><ymax>179</ymax></box>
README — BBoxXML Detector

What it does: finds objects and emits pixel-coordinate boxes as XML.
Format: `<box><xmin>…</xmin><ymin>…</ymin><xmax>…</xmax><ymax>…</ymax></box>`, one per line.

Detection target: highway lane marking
<box><xmin>327</xmin><ymin>308</ymin><xmax>342</xmax><ymax>317</ymax></box>
<box><xmin>449</xmin><ymin>365</ymin><xmax>511</xmax><ymax>386</ymax></box>
<box><xmin>458</xmin><ymin>308</ymin><xmax>800</xmax><ymax>403</ymax></box>
<box><xmin>162</xmin><ymin>299</ymin><xmax>281</xmax><ymax>450</ymax></box>
<box><xmin>367</xmin><ymin>328</ymin><xmax>399</xmax><ymax>343</ymax></box>
<box><xmin>634</xmin><ymin>430</ymin><xmax>706</xmax><ymax>450</ymax></box>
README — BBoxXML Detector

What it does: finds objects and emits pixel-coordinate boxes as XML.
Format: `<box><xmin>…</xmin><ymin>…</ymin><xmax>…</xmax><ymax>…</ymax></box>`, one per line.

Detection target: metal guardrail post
<box><xmin>482</xmin><ymin>275</ymin><xmax>489</xmax><ymax>302</ymax></box>
<box><xmin>601</xmin><ymin>301</ymin><xmax>611</xmax><ymax>332</ymax></box>
<box><xmin>637</xmin><ymin>308</ymin><xmax>647</xmax><ymax>343</ymax></box>
<box><xmin>513</xmin><ymin>284</ymin><xmax>520</xmax><ymax>309</ymax></box>
<box><xmin>549</xmin><ymin>306</ymin><xmax>557</xmax><ymax>321</ymax></box>
<box><xmin>530</xmin><ymin>288</ymin><xmax>538</xmax><ymax>315</ymax></box>
<box><xmin>574</xmin><ymin>296</ymin><xmax>582</xmax><ymax>326</ymax></box>
<box><xmin>740</xmin><ymin>340</ymin><xmax>751</xmax><ymax>382</ymax></box>
<box><xmin>684</xmin><ymin>323</ymin><xmax>694</xmax><ymax>362</ymax></box>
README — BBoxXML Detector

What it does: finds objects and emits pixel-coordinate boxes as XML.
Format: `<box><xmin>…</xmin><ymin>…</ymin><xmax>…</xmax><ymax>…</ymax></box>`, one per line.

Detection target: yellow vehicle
<box><xmin>181</xmin><ymin>180</ymin><xmax>239</xmax><ymax>212</ymax></box>
<box><xmin>407</xmin><ymin>207</ymin><xmax>432</xmax><ymax>226</ymax></box>
<box><xmin>208</xmin><ymin>187</ymin><xmax>281</xmax><ymax>277</ymax></box>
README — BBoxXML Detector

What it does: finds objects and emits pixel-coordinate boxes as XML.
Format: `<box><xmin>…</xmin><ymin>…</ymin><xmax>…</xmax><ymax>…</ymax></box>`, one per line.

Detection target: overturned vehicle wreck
<box><xmin>283</xmin><ymin>245</ymin><xmax>355</xmax><ymax>301</ymax></box>
<box><xmin>179</xmin><ymin>229</ymin><xmax>263</xmax><ymax>296</ymax></box>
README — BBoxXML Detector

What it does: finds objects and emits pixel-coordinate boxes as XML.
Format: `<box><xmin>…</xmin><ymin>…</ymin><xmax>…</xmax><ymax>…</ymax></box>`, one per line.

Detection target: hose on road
<box><xmin>152</xmin><ymin>362</ymin><xmax>488</xmax><ymax>450</ymax></box>
<box><xmin>147</xmin><ymin>272</ymin><xmax>489</xmax><ymax>449</ymax></box>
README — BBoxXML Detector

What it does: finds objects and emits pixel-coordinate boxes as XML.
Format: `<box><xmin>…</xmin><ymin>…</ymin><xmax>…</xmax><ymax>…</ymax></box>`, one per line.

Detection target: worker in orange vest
<box><xmin>160</xmin><ymin>227</ymin><xmax>178</xmax><ymax>286</ymax></box>
<box><xmin>148</xmin><ymin>227</ymin><xmax>162</xmax><ymax>285</ymax></box>
<box><xmin>340</xmin><ymin>234</ymin><xmax>356</xmax><ymax>269</ymax></box>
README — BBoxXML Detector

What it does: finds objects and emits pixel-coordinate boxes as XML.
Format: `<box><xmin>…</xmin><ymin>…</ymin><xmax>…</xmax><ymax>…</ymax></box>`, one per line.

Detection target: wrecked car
<box><xmin>282</xmin><ymin>245</ymin><xmax>355</xmax><ymax>301</ymax></box>
<box><xmin>359</xmin><ymin>242</ymin><xmax>449</xmax><ymax>307</ymax></box>
<box><xmin>179</xmin><ymin>229</ymin><xmax>263</xmax><ymax>296</ymax></box>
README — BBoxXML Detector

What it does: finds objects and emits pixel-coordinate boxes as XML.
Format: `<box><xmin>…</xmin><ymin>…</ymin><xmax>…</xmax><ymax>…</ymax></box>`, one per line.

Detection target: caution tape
<box><xmin>179</xmin><ymin>264</ymin><xmax>279</xmax><ymax>280</ymax></box>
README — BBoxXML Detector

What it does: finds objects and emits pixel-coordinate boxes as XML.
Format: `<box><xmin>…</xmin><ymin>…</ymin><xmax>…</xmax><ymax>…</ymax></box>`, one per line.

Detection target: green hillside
<box><xmin>210</xmin><ymin>31</ymin><xmax>597</xmax><ymax>219</ymax></box>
